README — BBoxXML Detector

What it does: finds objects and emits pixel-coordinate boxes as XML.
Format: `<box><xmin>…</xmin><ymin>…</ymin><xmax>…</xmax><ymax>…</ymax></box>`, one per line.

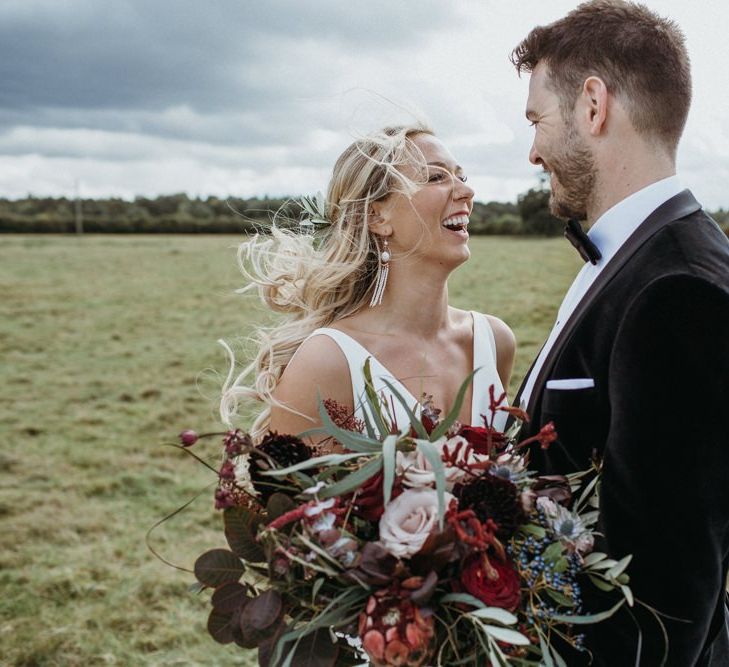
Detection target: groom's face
<box><xmin>526</xmin><ymin>62</ymin><xmax>596</xmax><ymax>221</ymax></box>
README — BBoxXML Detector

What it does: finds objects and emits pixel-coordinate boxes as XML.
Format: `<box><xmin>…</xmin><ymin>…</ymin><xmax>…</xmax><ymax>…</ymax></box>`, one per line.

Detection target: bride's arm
<box><xmin>269</xmin><ymin>335</ymin><xmax>353</xmax><ymax>449</ymax></box>
<box><xmin>486</xmin><ymin>315</ymin><xmax>516</xmax><ymax>393</ymax></box>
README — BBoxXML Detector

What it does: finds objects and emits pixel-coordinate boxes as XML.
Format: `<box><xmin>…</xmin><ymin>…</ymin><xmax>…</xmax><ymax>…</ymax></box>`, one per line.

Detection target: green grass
<box><xmin>0</xmin><ymin>234</ymin><xmax>581</xmax><ymax>666</ymax></box>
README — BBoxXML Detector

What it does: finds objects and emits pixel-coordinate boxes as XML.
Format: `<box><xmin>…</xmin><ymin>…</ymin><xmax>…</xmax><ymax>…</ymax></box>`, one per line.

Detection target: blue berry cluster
<box><xmin>510</xmin><ymin>532</ymin><xmax>585</xmax><ymax>627</ymax></box>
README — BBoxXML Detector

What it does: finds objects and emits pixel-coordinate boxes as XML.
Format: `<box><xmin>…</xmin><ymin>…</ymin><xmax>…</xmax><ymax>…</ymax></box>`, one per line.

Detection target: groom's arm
<box><xmin>592</xmin><ymin>273</ymin><xmax>729</xmax><ymax>665</ymax></box>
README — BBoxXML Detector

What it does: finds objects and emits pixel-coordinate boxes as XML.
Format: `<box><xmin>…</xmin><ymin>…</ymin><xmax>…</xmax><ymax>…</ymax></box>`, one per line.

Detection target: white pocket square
<box><xmin>546</xmin><ymin>378</ymin><xmax>595</xmax><ymax>390</ymax></box>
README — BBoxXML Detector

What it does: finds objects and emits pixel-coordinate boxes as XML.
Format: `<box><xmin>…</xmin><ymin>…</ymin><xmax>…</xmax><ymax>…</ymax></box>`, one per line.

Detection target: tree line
<box><xmin>1</xmin><ymin>190</ymin><xmax>727</xmax><ymax>236</ymax></box>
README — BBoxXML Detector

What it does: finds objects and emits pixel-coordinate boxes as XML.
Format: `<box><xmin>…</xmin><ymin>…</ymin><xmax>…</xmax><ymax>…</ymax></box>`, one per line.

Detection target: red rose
<box><xmin>458</xmin><ymin>425</ymin><xmax>507</xmax><ymax>455</ymax></box>
<box><xmin>352</xmin><ymin>470</ymin><xmax>403</xmax><ymax>521</ymax></box>
<box><xmin>460</xmin><ymin>553</ymin><xmax>521</xmax><ymax>611</ymax></box>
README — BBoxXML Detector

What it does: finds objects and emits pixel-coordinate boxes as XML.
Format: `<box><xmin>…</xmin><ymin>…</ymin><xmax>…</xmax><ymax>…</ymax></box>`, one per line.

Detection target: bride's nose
<box><xmin>454</xmin><ymin>179</ymin><xmax>474</xmax><ymax>201</ymax></box>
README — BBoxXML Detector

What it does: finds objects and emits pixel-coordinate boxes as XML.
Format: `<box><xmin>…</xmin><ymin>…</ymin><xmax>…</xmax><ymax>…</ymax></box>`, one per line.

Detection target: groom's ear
<box><xmin>580</xmin><ymin>76</ymin><xmax>609</xmax><ymax>136</ymax></box>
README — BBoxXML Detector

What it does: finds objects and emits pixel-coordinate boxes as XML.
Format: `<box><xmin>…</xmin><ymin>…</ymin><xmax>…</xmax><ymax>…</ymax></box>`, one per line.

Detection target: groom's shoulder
<box><xmin>638</xmin><ymin>207</ymin><xmax>729</xmax><ymax>284</ymax></box>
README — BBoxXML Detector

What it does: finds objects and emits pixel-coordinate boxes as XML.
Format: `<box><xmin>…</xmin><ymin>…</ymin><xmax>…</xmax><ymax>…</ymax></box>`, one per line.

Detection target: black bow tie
<box><xmin>564</xmin><ymin>219</ymin><xmax>602</xmax><ymax>264</ymax></box>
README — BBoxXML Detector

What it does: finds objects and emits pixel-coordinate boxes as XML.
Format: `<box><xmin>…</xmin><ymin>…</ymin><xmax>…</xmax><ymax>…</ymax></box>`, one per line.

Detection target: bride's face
<box><xmin>372</xmin><ymin>133</ymin><xmax>475</xmax><ymax>268</ymax></box>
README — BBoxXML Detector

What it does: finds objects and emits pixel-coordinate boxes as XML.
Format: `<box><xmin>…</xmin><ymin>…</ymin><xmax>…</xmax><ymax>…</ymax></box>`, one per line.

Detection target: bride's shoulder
<box><xmin>270</xmin><ymin>333</ymin><xmax>353</xmax><ymax>436</ymax></box>
<box><xmin>280</xmin><ymin>332</ymin><xmax>349</xmax><ymax>383</ymax></box>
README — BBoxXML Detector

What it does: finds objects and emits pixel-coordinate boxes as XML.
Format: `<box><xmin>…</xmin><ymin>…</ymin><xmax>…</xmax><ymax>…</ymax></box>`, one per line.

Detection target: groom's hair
<box><xmin>511</xmin><ymin>0</ymin><xmax>691</xmax><ymax>153</ymax></box>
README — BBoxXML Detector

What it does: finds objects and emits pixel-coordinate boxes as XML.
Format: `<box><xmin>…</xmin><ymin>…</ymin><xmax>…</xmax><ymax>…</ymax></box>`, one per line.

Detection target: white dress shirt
<box><xmin>519</xmin><ymin>175</ymin><xmax>685</xmax><ymax>408</ymax></box>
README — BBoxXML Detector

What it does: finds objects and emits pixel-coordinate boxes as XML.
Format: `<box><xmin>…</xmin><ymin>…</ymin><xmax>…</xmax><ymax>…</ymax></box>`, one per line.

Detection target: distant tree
<box><xmin>517</xmin><ymin>187</ymin><xmax>562</xmax><ymax>236</ymax></box>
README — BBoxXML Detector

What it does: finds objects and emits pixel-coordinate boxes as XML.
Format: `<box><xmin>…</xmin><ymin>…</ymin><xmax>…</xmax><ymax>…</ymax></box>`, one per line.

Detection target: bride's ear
<box><xmin>367</xmin><ymin>202</ymin><xmax>392</xmax><ymax>238</ymax></box>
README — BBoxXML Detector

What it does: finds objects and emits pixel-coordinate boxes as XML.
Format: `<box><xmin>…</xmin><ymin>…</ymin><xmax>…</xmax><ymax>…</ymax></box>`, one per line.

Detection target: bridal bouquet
<box><xmin>173</xmin><ymin>366</ymin><xmax>633</xmax><ymax>666</ymax></box>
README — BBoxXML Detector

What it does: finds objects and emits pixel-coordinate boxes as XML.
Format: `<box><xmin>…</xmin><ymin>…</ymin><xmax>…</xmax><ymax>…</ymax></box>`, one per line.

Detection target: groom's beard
<box><xmin>547</xmin><ymin>124</ymin><xmax>596</xmax><ymax>222</ymax></box>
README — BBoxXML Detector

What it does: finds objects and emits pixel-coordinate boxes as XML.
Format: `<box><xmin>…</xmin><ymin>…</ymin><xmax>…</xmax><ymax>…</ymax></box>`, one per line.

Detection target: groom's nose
<box><xmin>529</xmin><ymin>142</ymin><xmax>543</xmax><ymax>167</ymax></box>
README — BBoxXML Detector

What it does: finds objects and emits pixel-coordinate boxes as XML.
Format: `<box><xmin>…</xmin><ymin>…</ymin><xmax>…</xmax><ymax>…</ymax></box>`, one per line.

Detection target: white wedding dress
<box><xmin>306</xmin><ymin>311</ymin><xmax>507</xmax><ymax>434</ymax></box>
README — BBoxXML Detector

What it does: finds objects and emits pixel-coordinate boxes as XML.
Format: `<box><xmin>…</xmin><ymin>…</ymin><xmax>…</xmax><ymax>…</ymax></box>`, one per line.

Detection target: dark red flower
<box><xmin>453</xmin><ymin>474</ymin><xmax>526</xmax><ymax>539</ymax></box>
<box><xmin>458</xmin><ymin>425</ymin><xmax>507</xmax><ymax>455</ymax></box>
<box><xmin>460</xmin><ymin>553</ymin><xmax>521</xmax><ymax>611</ymax></box>
<box><xmin>352</xmin><ymin>470</ymin><xmax>403</xmax><ymax>522</ymax></box>
<box><xmin>249</xmin><ymin>432</ymin><xmax>313</xmax><ymax>502</ymax></box>
<box><xmin>214</xmin><ymin>488</ymin><xmax>235</xmax><ymax>510</ymax></box>
<box><xmin>219</xmin><ymin>460</ymin><xmax>236</xmax><ymax>481</ymax></box>
<box><xmin>179</xmin><ymin>429</ymin><xmax>199</xmax><ymax>447</ymax></box>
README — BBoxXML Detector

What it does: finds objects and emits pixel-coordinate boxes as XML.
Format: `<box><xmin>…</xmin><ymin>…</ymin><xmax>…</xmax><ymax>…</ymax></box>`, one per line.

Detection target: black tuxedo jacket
<box><xmin>514</xmin><ymin>190</ymin><xmax>729</xmax><ymax>666</ymax></box>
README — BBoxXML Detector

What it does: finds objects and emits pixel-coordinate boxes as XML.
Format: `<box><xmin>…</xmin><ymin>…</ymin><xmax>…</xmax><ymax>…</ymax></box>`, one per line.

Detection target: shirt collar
<box><xmin>587</xmin><ymin>175</ymin><xmax>684</xmax><ymax>266</ymax></box>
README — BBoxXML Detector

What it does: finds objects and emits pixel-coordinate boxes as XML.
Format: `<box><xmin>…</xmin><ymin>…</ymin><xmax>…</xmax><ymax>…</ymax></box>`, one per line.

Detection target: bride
<box><xmin>221</xmin><ymin>124</ymin><xmax>515</xmax><ymax>444</ymax></box>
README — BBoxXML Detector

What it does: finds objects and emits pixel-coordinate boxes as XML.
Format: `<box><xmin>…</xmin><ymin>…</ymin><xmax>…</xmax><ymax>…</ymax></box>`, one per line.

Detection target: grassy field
<box><xmin>0</xmin><ymin>234</ymin><xmax>581</xmax><ymax>666</ymax></box>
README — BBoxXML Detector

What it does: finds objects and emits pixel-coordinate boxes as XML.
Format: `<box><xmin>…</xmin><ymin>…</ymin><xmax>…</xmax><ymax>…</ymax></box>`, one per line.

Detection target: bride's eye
<box><xmin>458</xmin><ymin>174</ymin><xmax>468</xmax><ymax>183</ymax></box>
<box><xmin>428</xmin><ymin>172</ymin><xmax>446</xmax><ymax>183</ymax></box>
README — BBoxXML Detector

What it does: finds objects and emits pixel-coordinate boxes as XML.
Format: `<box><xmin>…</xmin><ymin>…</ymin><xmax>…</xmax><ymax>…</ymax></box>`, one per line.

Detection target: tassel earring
<box><xmin>369</xmin><ymin>238</ymin><xmax>390</xmax><ymax>307</ymax></box>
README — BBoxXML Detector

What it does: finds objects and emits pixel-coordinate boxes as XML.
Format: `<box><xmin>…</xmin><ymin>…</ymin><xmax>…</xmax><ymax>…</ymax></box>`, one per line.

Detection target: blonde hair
<box><xmin>220</xmin><ymin>123</ymin><xmax>433</xmax><ymax>437</ymax></box>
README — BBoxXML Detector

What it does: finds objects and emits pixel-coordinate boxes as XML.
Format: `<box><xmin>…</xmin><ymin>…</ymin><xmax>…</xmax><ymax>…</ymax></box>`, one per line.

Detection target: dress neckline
<box><xmin>319</xmin><ymin>311</ymin><xmax>491</xmax><ymax>426</ymax></box>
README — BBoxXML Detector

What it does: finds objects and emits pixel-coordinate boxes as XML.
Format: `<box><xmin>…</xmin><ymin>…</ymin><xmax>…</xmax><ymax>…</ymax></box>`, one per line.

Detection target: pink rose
<box><xmin>397</xmin><ymin>437</ymin><xmax>488</xmax><ymax>491</ymax></box>
<box><xmin>378</xmin><ymin>488</ymin><xmax>455</xmax><ymax>559</ymax></box>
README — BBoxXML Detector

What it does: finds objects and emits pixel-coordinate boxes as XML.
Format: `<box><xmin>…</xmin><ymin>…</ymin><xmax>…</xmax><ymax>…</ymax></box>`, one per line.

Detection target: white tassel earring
<box><xmin>369</xmin><ymin>238</ymin><xmax>390</xmax><ymax>307</ymax></box>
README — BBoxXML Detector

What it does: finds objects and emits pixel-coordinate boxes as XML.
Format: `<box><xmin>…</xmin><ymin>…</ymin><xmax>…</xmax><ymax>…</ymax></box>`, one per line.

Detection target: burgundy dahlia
<box><xmin>249</xmin><ymin>432</ymin><xmax>313</xmax><ymax>502</ymax></box>
<box><xmin>453</xmin><ymin>474</ymin><xmax>526</xmax><ymax>539</ymax></box>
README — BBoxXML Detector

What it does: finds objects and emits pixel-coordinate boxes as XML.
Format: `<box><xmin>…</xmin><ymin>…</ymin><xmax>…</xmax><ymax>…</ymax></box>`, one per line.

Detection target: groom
<box><xmin>511</xmin><ymin>1</ymin><xmax>729</xmax><ymax>665</ymax></box>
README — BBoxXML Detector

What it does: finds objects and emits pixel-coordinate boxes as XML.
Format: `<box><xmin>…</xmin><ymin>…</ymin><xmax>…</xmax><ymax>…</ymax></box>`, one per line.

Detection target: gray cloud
<box><xmin>1</xmin><ymin>0</ymin><xmax>727</xmax><ymax>208</ymax></box>
<box><xmin>0</xmin><ymin>0</ymin><xmax>457</xmax><ymax>113</ymax></box>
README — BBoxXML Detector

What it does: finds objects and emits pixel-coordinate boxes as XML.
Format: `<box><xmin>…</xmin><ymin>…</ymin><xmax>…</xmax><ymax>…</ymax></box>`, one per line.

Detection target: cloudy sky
<box><xmin>3</xmin><ymin>0</ymin><xmax>729</xmax><ymax>207</ymax></box>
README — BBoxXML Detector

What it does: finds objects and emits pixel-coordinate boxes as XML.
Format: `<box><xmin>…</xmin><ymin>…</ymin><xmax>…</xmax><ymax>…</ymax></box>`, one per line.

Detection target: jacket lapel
<box><xmin>525</xmin><ymin>189</ymin><xmax>702</xmax><ymax>416</ymax></box>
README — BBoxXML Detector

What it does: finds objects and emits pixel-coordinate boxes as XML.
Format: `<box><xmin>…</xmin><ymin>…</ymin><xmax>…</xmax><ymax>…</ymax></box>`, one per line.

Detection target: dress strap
<box><xmin>470</xmin><ymin>312</ymin><xmax>504</xmax><ymax>426</ymax></box>
<box><xmin>303</xmin><ymin>328</ymin><xmax>370</xmax><ymax>410</ymax></box>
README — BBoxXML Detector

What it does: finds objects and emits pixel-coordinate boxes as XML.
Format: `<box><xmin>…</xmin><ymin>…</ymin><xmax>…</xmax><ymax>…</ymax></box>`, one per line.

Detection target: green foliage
<box><xmin>517</xmin><ymin>187</ymin><xmax>563</xmax><ymax>237</ymax></box>
<box><xmin>2</xmin><ymin>191</ymin><xmax>727</xmax><ymax>237</ymax></box>
<box><xmin>0</xmin><ymin>234</ymin><xmax>581</xmax><ymax>665</ymax></box>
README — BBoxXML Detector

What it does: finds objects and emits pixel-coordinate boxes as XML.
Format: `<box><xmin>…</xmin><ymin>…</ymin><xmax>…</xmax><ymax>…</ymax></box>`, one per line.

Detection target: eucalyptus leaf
<box><xmin>551</xmin><ymin>598</ymin><xmax>625</xmax><ymax>624</ymax></box>
<box><xmin>363</xmin><ymin>358</ymin><xmax>390</xmax><ymax>436</ymax></box>
<box><xmin>606</xmin><ymin>554</ymin><xmax>633</xmax><ymax>580</ymax></box>
<box><xmin>314</xmin><ymin>393</ymin><xmax>384</xmax><ymax>452</ymax></box>
<box><xmin>430</xmin><ymin>368</ymin><xmax>478</xmax><ymax>440</ymax></box>
<box><xmin>380</xmin><ymin>379</ymin><xmax>428</xmax><ymax>439</ymax></box>
<box><xmin>588</xmin><ymin>573</ymin><xmax>617</xmax><ymax>592</ymax></box>
<box><xmin>574</xmin><ymin>472</ymin><xmax>600</xmax><ymax>512</ymax></box>
<box><xmin>582</xmin><ymin>551</ymin><xmax>608</xmax><ymax>567</ymax></box>
<box><xmin>260</xmin><ymin>451</ymin><xmax>368</xmax><ymax>477</ymax></box>
<box><xmin>552</xmin><ymin>645</ymin><xmax>569</xmax><ymax>667</ymax></box>
<box><xmin>440</xmin><ymin>592</ymin><xmax>486</xmax><ymax>609</ymax></box>
<box><xmin>381</xmin><ymin>434</ymin><xmax>398</xmax><ymax>507</ymax></box>
<box><xmin>468</xmin><ymin>607</ymin><xmax>518</xmax><ymax>625</ymax></box>
<box><xmin>538</xmin><ymin>632</ymin><xmax>555</xmax><ymax>667</ymax></box>
<box><xmin>545</xmin><ymin>587</ymin><xmax>574</xmax><ymax>607</ymax></box>
<box><xmin>311</xmin><ymin>577</ymin><xmax>324</xmax><ymax>603</ymax></box>
<box><xmin>480</xmin><ymin>624</ymin><xmax>530</xmax><ymax>646</ymax></box>
<box><xmin>588</xmin><ymin>558</ymin><xmax>618</xmax><ymax>572</ymax></box>
<box><xmin>415</xmin><ymin>439</ymin><xmax>447</xmax><ymax>527</ymax></box>
<box><xmin>581</xmin><ymin>510</ymin><xmax>600</xmax><ymax>525</ymax></box>
<box><xmin>318</xmin><ymin>457</ymin><xmax>383</xmax><ymax>499</ymax></box>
